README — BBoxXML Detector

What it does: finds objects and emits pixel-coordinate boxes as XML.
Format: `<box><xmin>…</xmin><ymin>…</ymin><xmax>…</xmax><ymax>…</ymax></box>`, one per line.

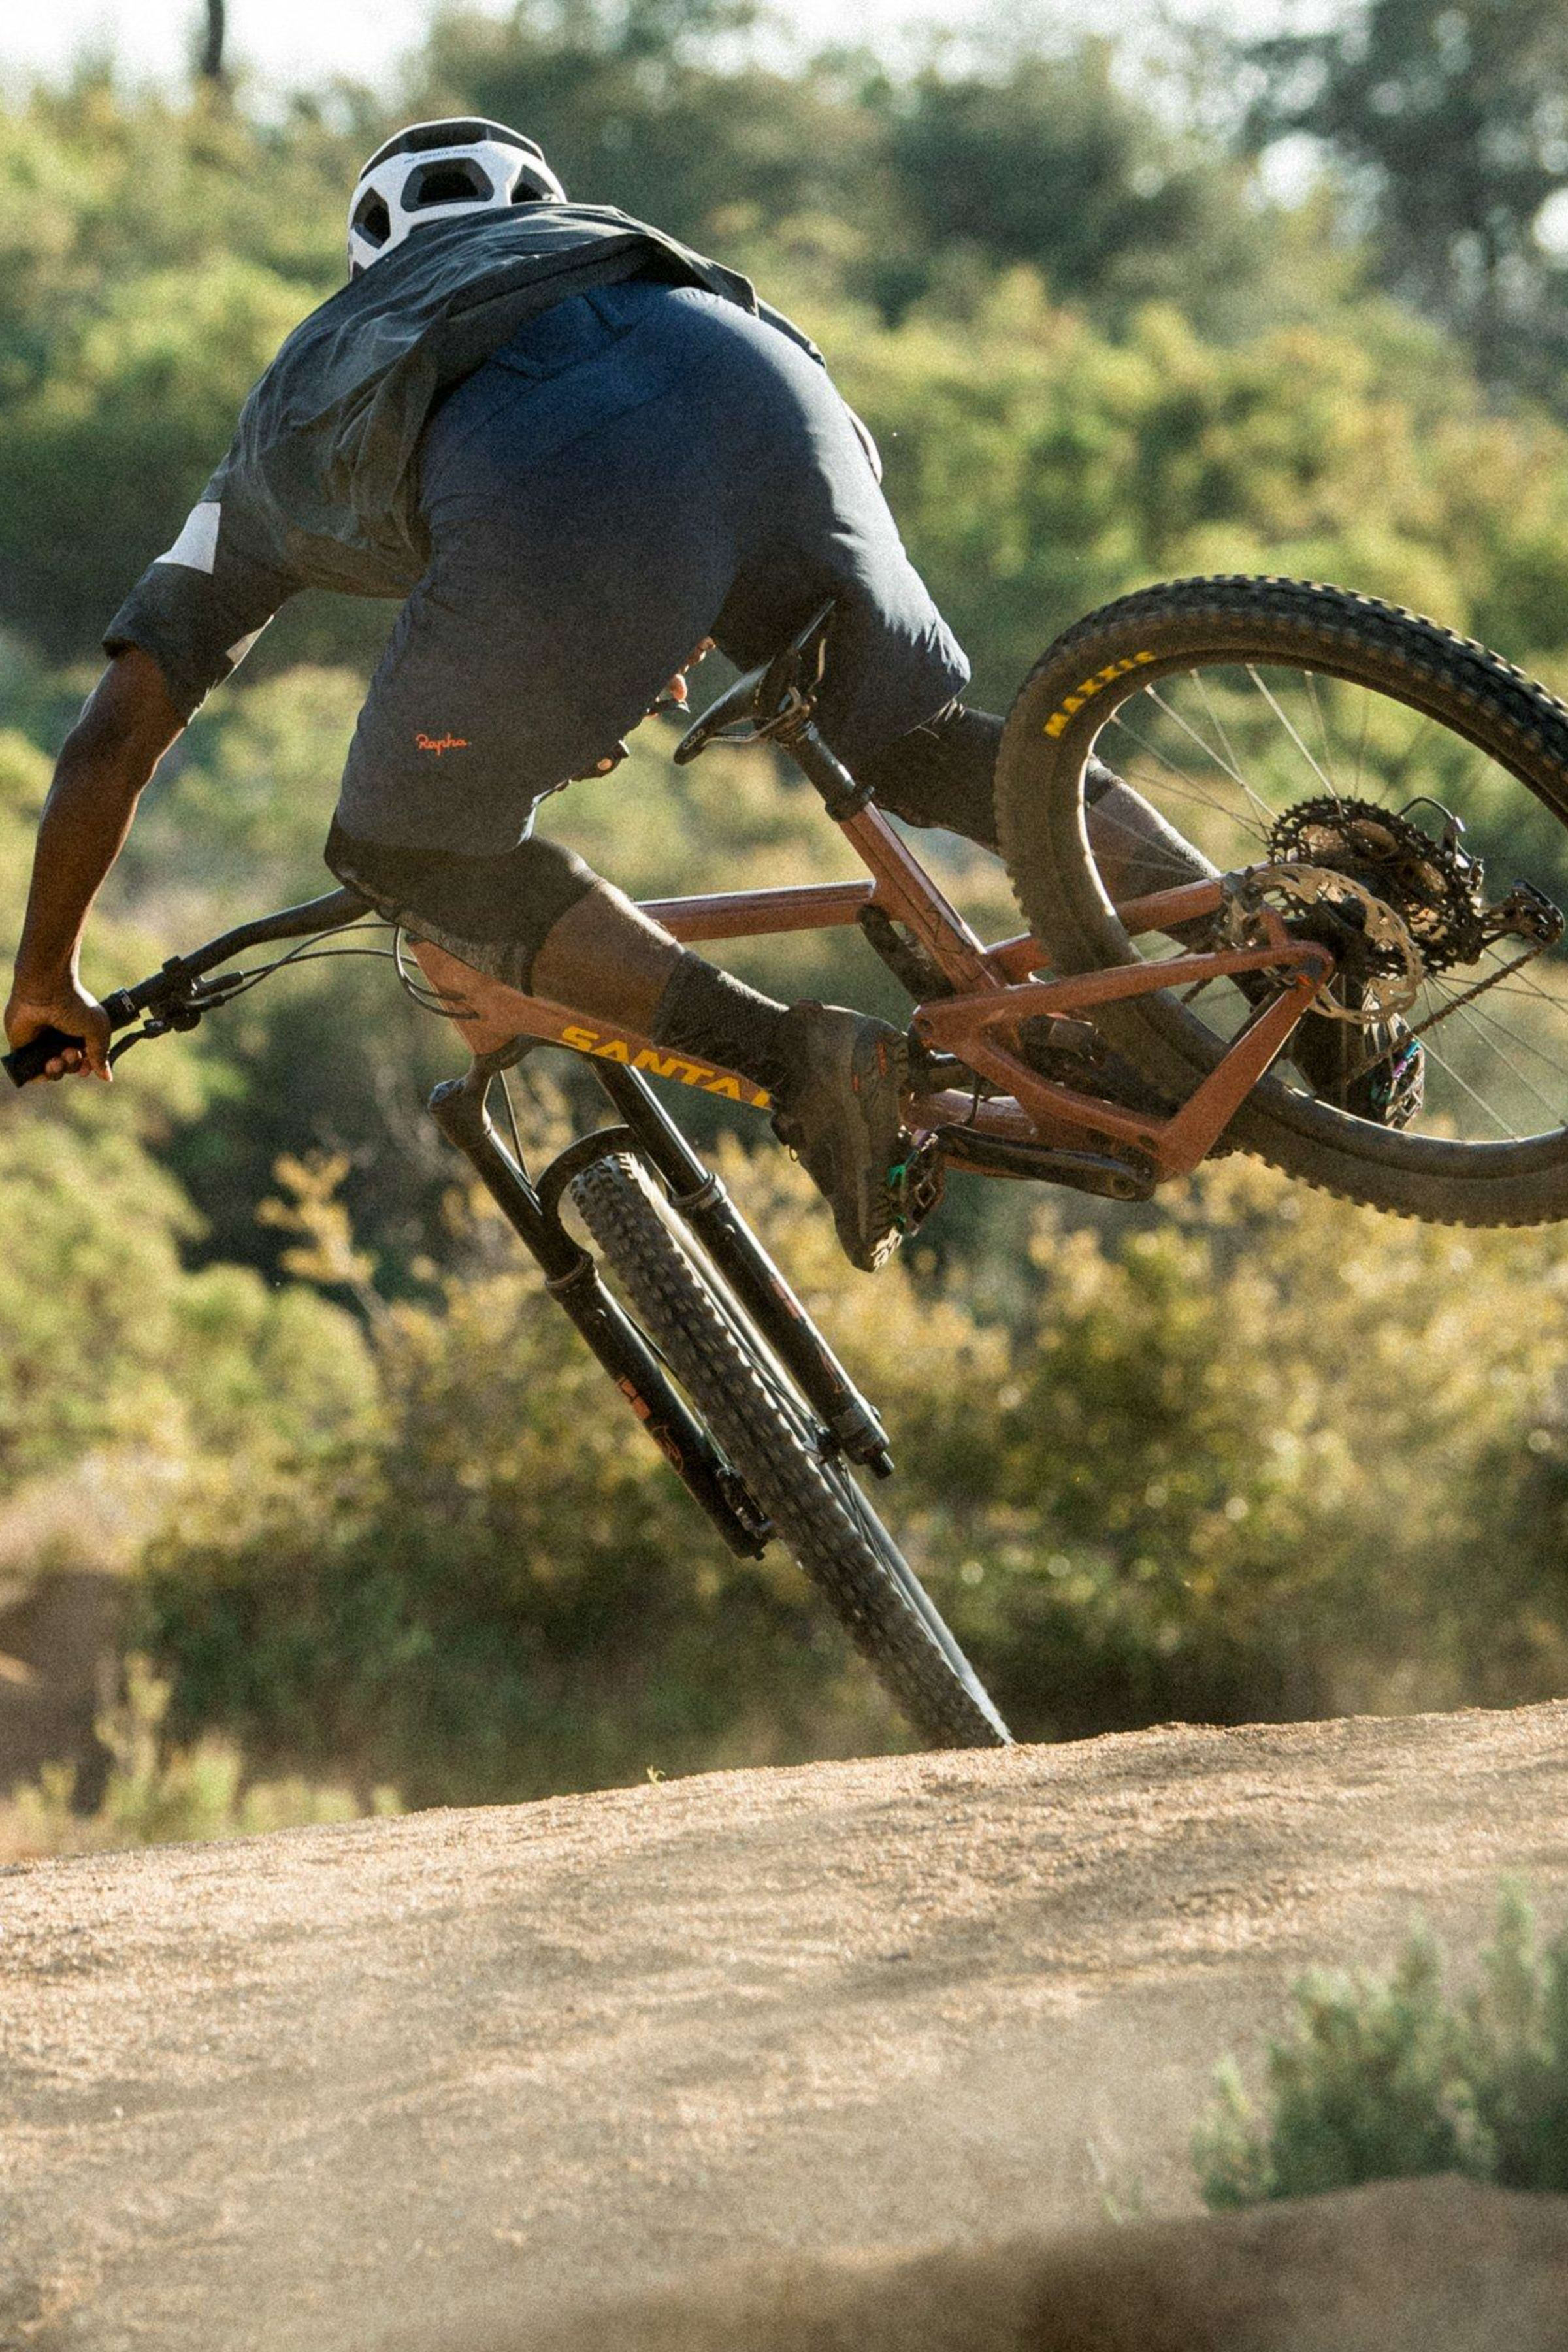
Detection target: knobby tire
<box><xmin>998</xmin><ymin>574</ymin><xmax>1568</xmax><ymax>1224</ymax></box>
<box><xmin>570</xmin><ymin>1152</ymin><xmax>1011</xmax><ymax>1751</ymax></box>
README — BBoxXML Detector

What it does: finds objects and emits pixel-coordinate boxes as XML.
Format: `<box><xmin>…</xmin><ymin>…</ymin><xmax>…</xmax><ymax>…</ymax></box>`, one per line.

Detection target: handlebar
<box><xmin>3</xmin><ymin>887</ymin><xmax>373</xmax><ymax>1089</ymax></box>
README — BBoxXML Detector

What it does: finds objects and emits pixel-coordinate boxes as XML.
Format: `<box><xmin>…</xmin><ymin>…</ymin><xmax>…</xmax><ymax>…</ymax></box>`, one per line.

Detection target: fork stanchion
<box><xmin>589</xmin><ymin>1060</ymin><xmax>896</xmax><ymax>1477</ymax></box>
<box><xmin>427</xmin><ymin>1073</ymin><xmax>770</xmax><ymax>1558</ymax></box>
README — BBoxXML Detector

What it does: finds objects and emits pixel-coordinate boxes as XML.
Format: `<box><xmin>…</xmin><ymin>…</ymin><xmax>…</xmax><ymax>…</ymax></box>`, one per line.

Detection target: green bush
<box><xmin>1196</xmin><ymin>1886</ymin><xmax>1568</xmax><ymax>2205</ymax></box>
<box><xmin>0</xmin><ymin>1656</ymin><xmax>396</xmax><ymax>1864</ymax></box>
<box><xmin>133</xmin><ymin>1141</ymin><xmax>1568</xmax><ymax>1806</ymax></box>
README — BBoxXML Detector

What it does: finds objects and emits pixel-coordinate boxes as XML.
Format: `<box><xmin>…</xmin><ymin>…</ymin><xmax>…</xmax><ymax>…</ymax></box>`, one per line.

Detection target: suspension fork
<box><xmin>426</xmin><ymin>1070</ymin><xmax>770</xmax><ymax>1559</ymax></box>
<box><xmin>587</xmin><ymin>1062</ymin><xmax>896</xmax><ymax>1477</ymax></box>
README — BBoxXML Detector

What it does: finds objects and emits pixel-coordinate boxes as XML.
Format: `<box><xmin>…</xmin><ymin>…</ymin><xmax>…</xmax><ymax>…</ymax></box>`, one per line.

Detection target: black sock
<box><xmin>651</xmin><ymin>952</ymin><xmax>792</xmax><ymax>1095</ymax></box>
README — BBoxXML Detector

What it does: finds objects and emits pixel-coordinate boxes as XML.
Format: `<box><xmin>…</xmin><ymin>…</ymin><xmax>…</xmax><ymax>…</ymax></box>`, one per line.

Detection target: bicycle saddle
<box><xmin>674</xmin><ymin>601</ymin><xmax>836</xmax><ymax>765</ymax></box>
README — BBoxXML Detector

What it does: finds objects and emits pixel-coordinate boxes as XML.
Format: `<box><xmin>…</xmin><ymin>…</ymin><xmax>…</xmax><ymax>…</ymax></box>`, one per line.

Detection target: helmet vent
<box><xmin>351</xmin><ymin>190</ymin><xmax>392</xmax><ymax>248</ymax></box>
<box><xmin>404</xmin><ymin>159</ymin><xmax>493</xmax><ymax>212</ymax></box>
<box><xmin>348</xmin><ymin>118</ymin><xmax>565</xmax><ymax>275</ymax></box>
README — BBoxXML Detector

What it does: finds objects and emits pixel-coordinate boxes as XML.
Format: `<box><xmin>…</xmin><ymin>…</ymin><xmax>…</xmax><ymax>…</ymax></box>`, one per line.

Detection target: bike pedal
<box><xmin>889</xmin><ymin>1132</ymin><xmax>945</xmax><ymax>1238</ymax></box>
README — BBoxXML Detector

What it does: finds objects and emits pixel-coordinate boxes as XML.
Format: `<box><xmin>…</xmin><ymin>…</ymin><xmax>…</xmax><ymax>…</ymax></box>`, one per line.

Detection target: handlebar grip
<box><xmin>4</xmin><ymin>1027</ymin><xmax>88</xmax><ymax>1088</ymax></box>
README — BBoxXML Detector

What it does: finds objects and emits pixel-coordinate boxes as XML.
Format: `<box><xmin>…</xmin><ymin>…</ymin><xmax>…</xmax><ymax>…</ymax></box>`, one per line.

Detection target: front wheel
<box><xmin>999</xmin><ymin>575</ymin><xmax>1568</xmax><ymax>1226</ymax></box>
<box><xmin>570</xmin><ymin>1153</ymin><xmax>1010</xmax><ymax>1750</ymax></box>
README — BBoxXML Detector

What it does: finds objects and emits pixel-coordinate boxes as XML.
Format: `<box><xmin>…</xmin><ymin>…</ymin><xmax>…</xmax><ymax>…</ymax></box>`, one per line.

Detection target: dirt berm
<box><xmin>4</xmin><ymin>1703</ymin><xmax>1568</xmax><ymax>2351</ymax></box>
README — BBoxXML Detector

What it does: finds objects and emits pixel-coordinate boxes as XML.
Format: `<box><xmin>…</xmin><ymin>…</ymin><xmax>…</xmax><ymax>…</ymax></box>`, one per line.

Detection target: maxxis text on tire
<box><xmin>998</xmin><ymin>574</ymin><xmax>1568</xmax><ymax>1226</ymax></box>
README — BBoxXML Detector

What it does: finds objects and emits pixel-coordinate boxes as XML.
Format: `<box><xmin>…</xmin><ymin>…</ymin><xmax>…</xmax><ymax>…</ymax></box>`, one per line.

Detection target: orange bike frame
<box><xmin>486</xmin><ymin>802</ymin><xmax>1333</xmax><ymax>1189</ymax></box>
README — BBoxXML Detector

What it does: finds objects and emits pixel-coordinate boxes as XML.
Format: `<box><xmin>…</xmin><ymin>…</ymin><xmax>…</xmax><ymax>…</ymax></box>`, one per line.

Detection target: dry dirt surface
<box><xmin>3</xmin><ymin>1702</ymin><xmax>1568</xmax><ymax>2351</ymax></box>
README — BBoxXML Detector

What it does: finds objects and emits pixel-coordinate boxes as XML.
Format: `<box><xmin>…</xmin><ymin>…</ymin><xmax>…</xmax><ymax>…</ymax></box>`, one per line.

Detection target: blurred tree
<box><xmin>421</xmin><ymin>1</ymin><xmax>893</xmax><ymax>266</ymax></box>
<box><xmin>882</xmin><ymin>41</ymin><xmax>1277</xmax><ymax>330</ymax></box>
<box><xmin>1243</xmin><ymin>0</ymin><xmax>1568</xmax><ymax>398</ymax></box>
<box><xmin>0</xmin><ymin>261</ymin><xmax>312</xmax><ymax>658</ymax></box>
<box><xmin>198</xmin><ymin>0</ymin><xmax>227</xmax><ymax>88</ymax></box>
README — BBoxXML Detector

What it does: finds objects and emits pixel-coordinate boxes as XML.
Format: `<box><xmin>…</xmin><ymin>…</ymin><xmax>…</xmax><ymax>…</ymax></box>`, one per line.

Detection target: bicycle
<box><xmin>12</xmin><ymin>573</ymin><xmax>1568</xmax><ymax>1751</ymax></box>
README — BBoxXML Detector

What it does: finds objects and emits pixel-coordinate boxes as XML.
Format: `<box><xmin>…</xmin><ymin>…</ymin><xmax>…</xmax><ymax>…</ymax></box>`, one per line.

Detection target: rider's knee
<box><xmin>324</xmin><ymin>819</ymin><xmax>599</xmax><ymax>991</ymax></box>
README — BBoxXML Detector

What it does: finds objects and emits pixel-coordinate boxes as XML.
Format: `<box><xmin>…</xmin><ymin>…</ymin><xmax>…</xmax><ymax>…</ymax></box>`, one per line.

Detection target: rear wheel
<box><xmin>998</xmin><ymin>575</ymin><xmax>1568</xmax><ymax>1224</ymax></box>
<box><xmin>570</xmin><ymin>1152</ymin><xmax>1010</xmax><ymax>1750</ymax></box>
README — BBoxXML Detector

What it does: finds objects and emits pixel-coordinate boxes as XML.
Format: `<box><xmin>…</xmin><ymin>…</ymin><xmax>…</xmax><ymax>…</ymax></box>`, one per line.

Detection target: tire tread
<box><xmin>570</xmin><ymin>1153</ymin><xmax>1009</xmax><ymax>1749</ymax></box>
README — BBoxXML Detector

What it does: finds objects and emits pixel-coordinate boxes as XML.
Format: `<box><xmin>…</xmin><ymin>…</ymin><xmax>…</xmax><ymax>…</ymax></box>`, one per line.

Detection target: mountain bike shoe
<box><xmin>772</xmin><ymin>1005</ymin><xmax>917</xmax><ymax>1271</ymax></box>
<box><xmin>1289</xmin><ymin>1012</ymin><xmax>1426</xmax><ymax>1128</ymax></box>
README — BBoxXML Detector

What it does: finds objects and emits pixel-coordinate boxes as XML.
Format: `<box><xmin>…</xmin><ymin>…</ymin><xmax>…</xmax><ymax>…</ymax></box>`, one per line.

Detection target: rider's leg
<box><xmin>528</xmin><ymin>883</ymin><xmax>800</xmax><ymax>1090</ymax></box>
<box><xmin>854</xmin><ymin>704</ymin><xmax>1004</xmax><ymax>852</ymax></box>
<box><xmin>331</xmin><ymin>821</ymin><xmax>911</xmax><ymax>1272</ymax></box>
<box><xmin>855</xmin><ymin>703</ymin><xmax>1219</xmax><ymax>913</ymax></box>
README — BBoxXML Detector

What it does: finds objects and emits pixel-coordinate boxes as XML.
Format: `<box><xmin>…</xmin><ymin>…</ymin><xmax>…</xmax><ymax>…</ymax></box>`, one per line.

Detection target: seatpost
<box><xmin>781</xmin><ymin>721</ymin><xmax>874</xmax><ymax>821</ymax></box>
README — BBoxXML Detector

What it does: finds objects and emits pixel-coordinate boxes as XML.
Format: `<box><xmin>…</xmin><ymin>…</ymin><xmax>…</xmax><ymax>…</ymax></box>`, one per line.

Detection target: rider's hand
<box><xmin>576</xmin><ymin>644</ymin><xmax>720</xmax><ymax>777</ymax></box>
<box><xmin>661</xmin><ymin>638</ymin><xmax>715</xmax><ymax>711</ymax></box>
<box><xmin>3</xmin><ymin>978</ymin><xmax>112</xmax><ymax>1082</ymax></box>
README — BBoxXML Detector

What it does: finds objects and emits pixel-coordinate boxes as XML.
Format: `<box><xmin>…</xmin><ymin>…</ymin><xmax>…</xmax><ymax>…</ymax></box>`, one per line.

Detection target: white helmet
<box><xmin>348</xmin><ymin>118</ymin><xmax>567</xmax><ymax>277</ymax></box>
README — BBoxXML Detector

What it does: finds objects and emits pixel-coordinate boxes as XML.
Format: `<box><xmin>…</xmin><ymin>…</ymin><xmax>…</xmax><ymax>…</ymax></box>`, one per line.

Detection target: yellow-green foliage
<box><xmin>0</xmin><ymin>1657</ymin><xmax>395</xmax><ymax>1865</ymax></box>
<box><xmin>0</xmin><ymin>1115</ymin><xmax>373</xmax><ymax>1480</ymax></box>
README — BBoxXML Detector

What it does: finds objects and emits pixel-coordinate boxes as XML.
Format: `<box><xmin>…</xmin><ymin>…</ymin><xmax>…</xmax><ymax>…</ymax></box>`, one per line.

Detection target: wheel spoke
<box><xmin>1420</xmin><ymin>979</ymin><xmax>1567</xmax><ymax>1128</ymax></box>
<box><xmin>1418</xmin><ymin>1028</ymin><xmax>1522</xmax><ymax>1139</ymax></box>
<box><xmin>1192</xmin><ymin>666</ymin><xmax>1249</xmax><ymax>792</ymax></box>
<box><xmin>1351</xmin><ymin>694</ymin><xmax>1371</xmax><ymax>800</ymax></box>
<box><xmin>1244</xmin><ymin>664</ymin><xmax>1341</xmax><ymax>800</ymax></box>
<box><xmin>1142</xmin><ymin>680</ymin><xmax>1281</xmax><ymax>835</ymax></box>
<box><xmin>1378</xmin><ymin>706</ymin><xmax>1439</xmax><ymax>800</ymax></box>
<box><xmin>1303</xmin><ymin>670</ymin><xmax>1344</xmax><ymax>800</ymax></box>
<box><xmin>1102</xmin><ymin>710</ymin><xmax>1272</xmax><ymax>844</ymax></box>
<box><xmin>1089</xmin><ymin>785</ymin><xmax>1230</xmax><ymax>882</ymax></box>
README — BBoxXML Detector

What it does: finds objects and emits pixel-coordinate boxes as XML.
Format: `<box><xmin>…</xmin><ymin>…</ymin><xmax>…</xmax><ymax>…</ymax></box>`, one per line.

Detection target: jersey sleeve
<box><xmin>103</xmin><ymin>488</ymin><xmax>304</xmax><ymax>719</ymax></box>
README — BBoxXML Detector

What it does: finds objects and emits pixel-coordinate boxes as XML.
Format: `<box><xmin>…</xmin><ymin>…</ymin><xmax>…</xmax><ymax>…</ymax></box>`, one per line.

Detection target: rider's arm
<box><xmin>8</xmin><ymin>465</ymin><xmax>309</xmax><ymax>1079</ymax></box>
<box><xmin>4</xmin><ymin>649</ymin><xmax>185</xmax><ymax>1080</ymax></box>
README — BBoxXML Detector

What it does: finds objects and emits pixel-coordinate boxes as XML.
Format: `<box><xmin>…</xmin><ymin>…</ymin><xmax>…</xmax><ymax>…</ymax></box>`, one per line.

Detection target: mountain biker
<box><xmin>3</xmin><ymin>118</ymin><xmax>1407</xmax><ymax>1265</ymax></box>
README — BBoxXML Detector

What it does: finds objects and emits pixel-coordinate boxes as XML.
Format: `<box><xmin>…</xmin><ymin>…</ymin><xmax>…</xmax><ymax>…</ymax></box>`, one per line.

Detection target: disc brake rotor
<box><xmin>1226</xmin><ymin>860</ymin><xmax>1424</xmax><ymax>1024</ymax></box>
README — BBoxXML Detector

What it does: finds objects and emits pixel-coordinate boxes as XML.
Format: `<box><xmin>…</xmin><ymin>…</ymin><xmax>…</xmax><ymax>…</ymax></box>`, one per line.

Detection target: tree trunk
<box><xmin>199</xmin><ymin>0</ymin><xmax>227</xmax><ymax>85</ymax></box>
